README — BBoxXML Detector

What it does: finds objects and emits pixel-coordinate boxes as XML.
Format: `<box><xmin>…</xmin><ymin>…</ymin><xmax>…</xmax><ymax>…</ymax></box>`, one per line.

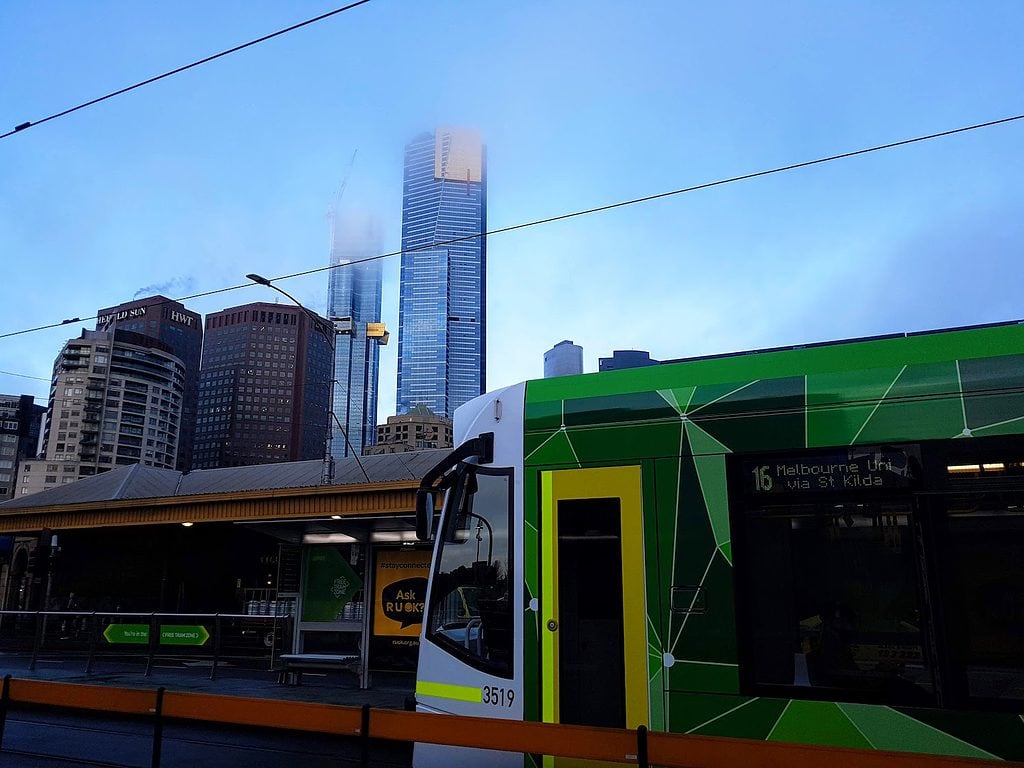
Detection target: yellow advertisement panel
<box><xmin>374</xmin><ymin>549</ymin><xmax>431</xmax><ymax>638</ymax></box>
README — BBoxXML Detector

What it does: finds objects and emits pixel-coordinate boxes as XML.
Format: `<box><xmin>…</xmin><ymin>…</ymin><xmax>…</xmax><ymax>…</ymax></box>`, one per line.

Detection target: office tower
<box><xmin>598</xmin><ymin>349</ymin><xmax>660</xmax><ymax>372</ymax></box>
<box><xmin>366</xmin><ymin>406</ymin><xmax>453</xmax><ymax>454</ymax></box>
<box><xmin>327</xmin><ymin>212</ymin><xmax>385</xmax><ymax>458</ymax></box>
<box><xmin>396</xmin><ymin>128</ymin><xmax>487</xmax><ymax>418</ymax></box>
<box><xmin>95</xmin><ymin>296</ymin><xmax>202</xmax><ymax>471</ymax></box>
<box><xmin>0</xmin><ymin>395</ymin><xmax>45</xmax><ymax>500</ymax></box>
<box><xmin>192</xmin><ymin>302</ymin><xmax>332</xmax><ymax>469</ymax></box>
<box><xmin>543</xmin><ymin>340</ymin><xmax>584</xmax><ymax>378</ymax></box>
<box><xmin>15</xmin><ymin>330</ymin><xmax>186</xmax><ymax>497</ymax></box>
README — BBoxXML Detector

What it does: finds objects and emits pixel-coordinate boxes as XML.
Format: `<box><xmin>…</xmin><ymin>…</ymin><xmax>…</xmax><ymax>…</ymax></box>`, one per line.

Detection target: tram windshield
<box><xmin>426</xmin><ymin>465</ymin><xmax>513</xmax><ymax>678</ymax></box>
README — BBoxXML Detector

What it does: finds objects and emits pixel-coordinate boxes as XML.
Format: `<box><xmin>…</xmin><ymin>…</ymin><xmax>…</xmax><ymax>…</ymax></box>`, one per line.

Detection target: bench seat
<box><xmin>277</xmin><ymin>653</ymin><xmax>360</xmax><ymax>685</ymax></box>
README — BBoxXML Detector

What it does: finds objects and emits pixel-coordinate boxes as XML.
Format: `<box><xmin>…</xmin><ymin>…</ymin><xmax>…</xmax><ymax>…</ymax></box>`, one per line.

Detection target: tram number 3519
<box><xmin>482</xmin><ymin>686</ymin><xmax>515</xmax><ymax>707</ymax></box>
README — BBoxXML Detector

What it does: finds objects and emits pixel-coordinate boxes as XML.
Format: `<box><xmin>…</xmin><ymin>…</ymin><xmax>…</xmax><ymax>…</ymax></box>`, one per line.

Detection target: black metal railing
<box><xmin>0</xmin><ymin>610</ymin><xmax>293</xmax><ymax>679</ymax></box>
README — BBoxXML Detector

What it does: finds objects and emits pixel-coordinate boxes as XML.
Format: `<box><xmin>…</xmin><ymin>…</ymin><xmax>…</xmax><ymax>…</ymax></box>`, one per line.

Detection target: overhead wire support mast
<box><xmin>1</xmin><ymin>0</ymin><xmax>374</xmax><ymax>141</ymax></box>
<box><xmin>0</xmin><ymin>112</ymin><xmax>1022</xmax><ymax>344</ymax></box>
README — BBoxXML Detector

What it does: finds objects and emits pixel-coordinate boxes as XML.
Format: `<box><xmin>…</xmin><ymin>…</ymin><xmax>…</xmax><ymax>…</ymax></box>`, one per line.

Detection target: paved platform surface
<box><xmin>0</xmin><ymin>652</ymin><xmax>415</xmax><ymax>709</ymax></box>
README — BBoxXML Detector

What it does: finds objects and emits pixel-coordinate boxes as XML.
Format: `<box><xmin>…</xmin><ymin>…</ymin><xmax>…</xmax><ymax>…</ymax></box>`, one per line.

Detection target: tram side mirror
<box><xmin>416</xmin><ymin>489</ymin><xmax>435</xmax><ymax>541</ymax></box>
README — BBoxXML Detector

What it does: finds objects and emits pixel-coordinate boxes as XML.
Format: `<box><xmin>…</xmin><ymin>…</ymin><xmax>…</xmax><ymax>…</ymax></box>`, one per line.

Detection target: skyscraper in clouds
<box><xmin>396</xmin><ymin>128</ymin><xmax>487</xmax><ymax>418</ymax></box>
<box><xmin>327</xmin><ymin>212</ymin><xmax>384</xmax><ymax>458</ymax></box>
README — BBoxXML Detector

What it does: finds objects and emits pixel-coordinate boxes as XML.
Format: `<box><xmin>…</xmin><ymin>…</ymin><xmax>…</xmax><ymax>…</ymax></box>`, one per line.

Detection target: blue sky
<box><xmin>2</xmin><ymin>1</ymin><xmax>1022</xmax><ymax>421</ymax></box>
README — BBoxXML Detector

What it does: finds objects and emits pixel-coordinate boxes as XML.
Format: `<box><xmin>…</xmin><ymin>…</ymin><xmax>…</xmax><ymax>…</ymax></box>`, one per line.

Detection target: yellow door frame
<box><xmin>540</xmin><ymin>465</ymin><xmax>648</xmax><ymax>730</ymax></box>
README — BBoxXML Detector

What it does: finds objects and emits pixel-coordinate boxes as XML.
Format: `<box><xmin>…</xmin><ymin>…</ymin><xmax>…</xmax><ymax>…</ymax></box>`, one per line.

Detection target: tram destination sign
<box><xmin>745</xmin><ymin>447</ymin><xmax>916</xmax><ymax>495</ymax></box>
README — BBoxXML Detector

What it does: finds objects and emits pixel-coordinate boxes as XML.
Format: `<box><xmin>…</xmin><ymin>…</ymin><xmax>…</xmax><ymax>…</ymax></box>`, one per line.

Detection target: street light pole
<box><xmin>244</xmin><ymin>273</ymin><xmax>370</xmax><ymax>484</ymax></box>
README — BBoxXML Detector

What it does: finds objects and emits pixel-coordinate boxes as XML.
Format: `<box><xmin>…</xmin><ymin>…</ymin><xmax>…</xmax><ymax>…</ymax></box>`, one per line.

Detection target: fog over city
<box><xmin>2</xmin><ymin>0</ymin><xmax>1022</xmax><ymax>422</ymax></box>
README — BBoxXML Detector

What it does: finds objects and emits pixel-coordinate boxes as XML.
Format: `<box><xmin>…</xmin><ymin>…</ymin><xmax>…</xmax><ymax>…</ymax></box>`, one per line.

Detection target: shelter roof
<box><xmin>0</xmin><ymin>451</ymin><xmax>448</xmax><ymax>512</ymax></box>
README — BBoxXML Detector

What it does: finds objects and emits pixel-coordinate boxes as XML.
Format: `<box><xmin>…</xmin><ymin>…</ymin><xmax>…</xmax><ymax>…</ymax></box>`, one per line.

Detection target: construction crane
<box><xmin>328</xmin><ymin>149</ymin><xmax>358</xmax><ymax>263</ymax></box>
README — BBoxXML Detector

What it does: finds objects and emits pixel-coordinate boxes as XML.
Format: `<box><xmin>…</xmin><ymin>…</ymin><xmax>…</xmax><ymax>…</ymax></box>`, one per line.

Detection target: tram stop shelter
<box><xmin>0</xmin><ymin>450</ymin><xmax>447</xmax><ymax>688</ymax></box>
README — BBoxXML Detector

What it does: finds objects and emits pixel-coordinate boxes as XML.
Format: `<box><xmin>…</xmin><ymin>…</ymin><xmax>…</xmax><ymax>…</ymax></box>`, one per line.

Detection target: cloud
<box><xmin>133</xmin><ymin>276</ymin><xmax>196</xmax><ymax>299</ymax></box>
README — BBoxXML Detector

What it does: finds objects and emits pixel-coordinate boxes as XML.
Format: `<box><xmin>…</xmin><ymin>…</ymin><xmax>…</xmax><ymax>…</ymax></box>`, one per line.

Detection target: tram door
<box><xmin>540</xmin><ymin>466</ymin><xmax>648</xmax><ymax>761</ymax></box>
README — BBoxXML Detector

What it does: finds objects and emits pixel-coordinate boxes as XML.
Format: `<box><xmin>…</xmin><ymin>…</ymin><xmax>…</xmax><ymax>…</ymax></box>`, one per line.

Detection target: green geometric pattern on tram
<box><xmin>663</xmin><ymin>437</ymin><xmax>739</xmax><ymax>693</ymax></box>
<box><xmin>894</xmin><ymin>705</ymin><xmax>1024</xmax><ymax>761</ymax></box>
<box><xmin>523</xmin><ymin>429</ymin><xmax>556</xmax><ymax>461</ymax></box>
<box><xmin>665</xmin><ymin>692</ymin><xmax>754</xmax><ymax>734</ymax></box>
<box><xmin>669</xmin><ymin>551</ymin><xmax>737</xmax><ymax>673</ymax></box>
<box><xmin>567</xmin><ymin>421</ymin><xmax>681</xmax><ymax>463</ymax></box>
<box><xmin>689</xmin><ymin>377</ymin><xmax>805</xmax><ymax>453</ymax></box>
<box><xmin>648</xmin><ymin>665</ymin><xmax>665</xmax><ymax>732</ymax></box>
<box><xmin>837</xmin><ymin>704</ymin><xmax>998</xmax><ymax>759</ymax></box>
<box><xmin>961</xmin><ymin>353</ymin><xmax>1024</xmax><ymax>436</ymax></box>
<box><xmin>718</xmin><ymin>540</ymin><xmax>732</xmax><ymax>563</ymax></box>
<box><xmin>656</xmin><ymin>386</ymin><xmax>696</xmax><ymax>416</ymax></box>
<box><xmin>767</xmin><ymin>700</ymin><xmax>872</xmax><ymax>749</ymax></box>
<box><xmin>667</xmin><ymin>442</ymin><xmax>714</xmax><ymax>588</ymax></box>
<box><xmin>661</xmin><ymin>445</ymin><xmax>714</xmax><ymax>693</ymax></box>
<box><xmin>692</xmin><ymin>451</ymin><xmax>730</xmax><ymax>560</ymax></box>
<box><xmin>683</xmin><ymin>696</ymin><xmax>788</xmax><ymax>739</ymax></box>
<box><xmin>523</xmin><ymin>398</ymin><xmax>562</xmax><ymax>433</ymax></box>
<box><xmin>683</xmin><ymin>418</ymin><xmax>731</xmax><ymax>456</ymax></box>
<box><xmin>684</xmin><ymin>379</ymin><xmax>761</xmax><ymax>413</ymax></box>
<box><xmin>669</xmin><ymin>658</ymin><xmax>738</xmax><ymax>694</ymax></box>
<box><xmin>524</xmin><ymin>428</ymin><xmax>576</xmax><ymax>466</ymax></box>
<box><xmin>806</xmin><ymin>366</ymin><xmax>907</xmax><ymax>446</ymax></box>
<box><xmin>563</xmin><ymin>390</ymin><xmax>679</xmax><ymax>427</ymax></box>
<box><xmin>854</xmin><ymin>361</ymin><xmax>963</xmax><ymax>443</ymax></box>
<box><xmin>641</xmin><ymin>461</ymin><xmax>666</xmax><ymax>732</ymax></box>
<box><xmin>654</xmin><ymin>457</ymin><xmax>682</xmax><ymax>589</ymax></box>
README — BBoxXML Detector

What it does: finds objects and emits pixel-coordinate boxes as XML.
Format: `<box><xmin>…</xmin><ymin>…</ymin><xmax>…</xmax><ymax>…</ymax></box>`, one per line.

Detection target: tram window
<box><xmin>739</xmin><ymin>502</ymin><xmax>935</xmax><ymax>704</ymax></box>
<box><xmin>942</xmin><ymin>495</ymin><xmax>1024</xmax><ymax>703</ymax></box>
<box><xmin>426</xmin><ymin>466</ymin><xmax>513</xmax><ymax>678</ymax></box>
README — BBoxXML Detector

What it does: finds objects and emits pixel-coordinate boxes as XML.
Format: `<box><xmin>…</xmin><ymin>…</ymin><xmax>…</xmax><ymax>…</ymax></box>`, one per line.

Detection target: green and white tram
<box><xmin>413</xmin><ymin>320</ymin><xmax>1024</xmax><ymax>766</ymax></box>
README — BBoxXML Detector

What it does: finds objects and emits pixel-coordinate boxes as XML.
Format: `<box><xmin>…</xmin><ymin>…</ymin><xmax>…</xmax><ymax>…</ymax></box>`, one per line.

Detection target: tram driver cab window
<box><xmin>426</xmin><ymin>465</ymin><xmax>513</xmax><ymax>678</ymax></box>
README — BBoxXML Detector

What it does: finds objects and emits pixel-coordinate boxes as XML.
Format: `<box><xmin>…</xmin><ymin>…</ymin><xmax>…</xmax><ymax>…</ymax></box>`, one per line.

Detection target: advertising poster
<box><xmin>301</xmin><ymin>547</ymin><xmax>362</xmax><ymax>622</ymax></box>
<box><xmin>371</xmin><ymin>549</ymin><xmax>431</xmax><ymax>668</ymax></box>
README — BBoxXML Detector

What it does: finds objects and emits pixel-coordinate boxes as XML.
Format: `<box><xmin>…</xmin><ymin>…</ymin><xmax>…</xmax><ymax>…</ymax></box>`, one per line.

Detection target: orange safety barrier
<box><xmin>1</xmin><ymin>677</ymin><xmax>1020</xmax><ymax>768</ymax></box>
<box><xmin>372</xmin><ymin>708</ymin><xmax>639</xmax><ymax>762</ymax></box>
<box><xmin>8</xmin><ymin>678</ymin><xmax>157</xmax><ymax>716</ymax></box>
<box><xmin>161</xmin><ymin>690</ymin><xmax>363</xmax><ymax>736</ymax></box>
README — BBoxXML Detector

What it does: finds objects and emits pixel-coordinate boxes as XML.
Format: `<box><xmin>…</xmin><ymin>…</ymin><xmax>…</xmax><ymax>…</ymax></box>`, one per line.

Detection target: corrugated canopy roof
<box><xmin>0</xmin><ymin>449</ymin><xmax>449</xmax><ymax>512</ymax></box>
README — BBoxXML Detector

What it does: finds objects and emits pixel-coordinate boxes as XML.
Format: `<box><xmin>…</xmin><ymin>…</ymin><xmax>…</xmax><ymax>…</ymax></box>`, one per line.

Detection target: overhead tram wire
<box><xmin>265</xmin><ymin>112</ymin><xmax>1024</xmax><ymax>285</ymax></box>
<box><xmin>0</xmin><ymin>369</ymin><xmax>51</xmax><ymax>382</ymax></box>
<box><xmin>0</xmin><ymin>281</ymin><xmax>256</xmax><ymax>340</ymax></box>
<box><xmin>0</xmin><ymin>111</ymin><xmax>1022</xmax><ymax>345</ymax></box>
<box><xmin>0</xmin><ymin>0</ymin><xmax>374</xmax><ymax>141</ymax></box>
